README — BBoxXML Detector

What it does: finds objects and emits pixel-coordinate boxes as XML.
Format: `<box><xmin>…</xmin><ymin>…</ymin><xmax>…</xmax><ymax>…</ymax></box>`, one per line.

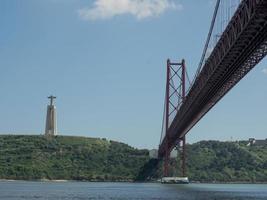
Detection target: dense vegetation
<box><xmin>186</xmin><ymin>141</ymin><xmax>267</xmax><ymax>182</ymax></box>
<box><xmin>0</xmin><ymin>135</ymin><xmax>148</xmax><ymax>181</ymax></box>
<box><xmin>0</xmin><ymin>135</ymin><xmax>266</xmax><ymax>182</ymax></box>
<box><xmin>138</xmin><ymin>140</ymin><xmax>267</xmax><ymax>182</ymax></box>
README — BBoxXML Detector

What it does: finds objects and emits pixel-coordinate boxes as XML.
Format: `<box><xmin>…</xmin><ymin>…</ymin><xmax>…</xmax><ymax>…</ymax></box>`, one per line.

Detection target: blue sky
<box><xmin>0</xmin><ymin>0</ymin><xmax>266</xmax><ymax>149</ymax></box>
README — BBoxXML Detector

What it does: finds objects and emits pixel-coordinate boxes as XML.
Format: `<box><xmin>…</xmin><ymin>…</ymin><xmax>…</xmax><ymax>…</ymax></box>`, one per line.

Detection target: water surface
<box><xmin>0</xmin><ymin>181</ymin><xmax>266</xmax><ymax>200</ymax></box>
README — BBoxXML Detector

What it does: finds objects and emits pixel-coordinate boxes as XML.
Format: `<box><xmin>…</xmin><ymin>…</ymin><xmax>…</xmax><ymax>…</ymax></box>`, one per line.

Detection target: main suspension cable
<box><xmin>193</xmin><ymin>0</ymin><xmax>221</xmax><ymax>83</ymax></box>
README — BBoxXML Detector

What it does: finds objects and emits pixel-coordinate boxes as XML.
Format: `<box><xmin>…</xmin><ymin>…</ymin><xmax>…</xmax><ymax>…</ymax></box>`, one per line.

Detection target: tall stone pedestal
<box><xmin>45</xmin><ymin>96</ymin><xmax>57</xmax><ymax>136</ymax></box>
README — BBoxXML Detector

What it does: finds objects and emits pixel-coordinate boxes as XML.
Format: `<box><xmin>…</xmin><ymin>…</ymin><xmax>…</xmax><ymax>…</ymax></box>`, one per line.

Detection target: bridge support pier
<box><xmin>163</xmin><ymin>147</ymin><xmax>170</xmax><ymax>177</ymax></box>
<box><xmin>181</xmin><ymin>136</ymin><xmax>186</xmax><ymax>177</ymax></box>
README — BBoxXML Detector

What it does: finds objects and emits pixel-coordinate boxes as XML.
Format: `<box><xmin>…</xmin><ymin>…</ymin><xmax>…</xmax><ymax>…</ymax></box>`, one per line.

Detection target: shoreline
<box><xmin>0</xmin><ymin>179</ymin><xmax>267</xmax><ymax>184</ymax></box>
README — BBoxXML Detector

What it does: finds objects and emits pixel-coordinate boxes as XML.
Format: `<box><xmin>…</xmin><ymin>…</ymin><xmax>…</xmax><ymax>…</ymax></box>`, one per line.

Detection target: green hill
<box><xmin>186</xmin><ymin>140</ymin><xmax>267</xmax><ymax>182</ymax></box>
<box><xmin>0</xmin><ymin>135</ymin><xmax>266</xmax><ymax>182</ymax></box>
<box><xmin>138</xmin><ymin>140</ymin><xmax>267</xmax><ymax>182</ymax></box>
<box><xmin>0</xmin><ymin>135</ymin><xmax>149</xmax><ymax>181</ymax></box>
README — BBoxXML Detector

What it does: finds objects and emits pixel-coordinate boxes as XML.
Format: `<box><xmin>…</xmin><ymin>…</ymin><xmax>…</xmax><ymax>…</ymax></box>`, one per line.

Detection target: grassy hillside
<box><xmin>0</xmin><ymin>135</ymin><xmax>266</xmax><ymax>182</ymax></box>
<box><xmin>186</xmin><ymin>141</ymin><xmax>267</xmax><ymax>182</ymax></box>
<box><xmin>138</xmin><ymin>141</ymin><xmax>267</xmax><ymax>182</ymax></box>
<box><xmin>0</xmin><ymin>135</ymin><xmax>149</xmax><ymax>181</ymax></box>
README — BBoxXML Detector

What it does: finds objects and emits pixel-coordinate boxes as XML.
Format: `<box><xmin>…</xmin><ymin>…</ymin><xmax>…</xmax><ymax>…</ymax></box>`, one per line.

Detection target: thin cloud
<box><xmin>262</xmin><ymin>68</ymin><xmax>267</xmax><ymax>75</ymax></box>
<box><xmin>78</xmin><ymin>0</ymin><xmax>182</xmax><ymax>21</ymax></box>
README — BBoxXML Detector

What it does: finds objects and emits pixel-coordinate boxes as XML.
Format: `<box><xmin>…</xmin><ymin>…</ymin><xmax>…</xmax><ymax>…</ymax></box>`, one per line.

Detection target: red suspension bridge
<box><xmin>158</xmin><ymin>0</ymin><xmax>267</xmax><ymax>177</ymax></box>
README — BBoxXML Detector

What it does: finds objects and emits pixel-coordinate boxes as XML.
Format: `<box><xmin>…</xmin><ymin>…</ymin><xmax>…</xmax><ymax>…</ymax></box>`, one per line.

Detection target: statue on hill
<box><xmin>45</xmin><ymin>95</ymin><xmax>57</xmax><ymax>137</ymax></box>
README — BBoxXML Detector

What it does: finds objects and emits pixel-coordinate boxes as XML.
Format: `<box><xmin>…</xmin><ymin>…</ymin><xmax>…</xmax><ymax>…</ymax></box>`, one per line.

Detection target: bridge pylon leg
<box><xmin>181</xmin><ymin>136</ymin><xmax>186</xmax><ymax>177</ymax></box>
<box><xmin>163</xmin><ymin>146</ymin><xmax>170</xmax><ymax>177</ymax></box>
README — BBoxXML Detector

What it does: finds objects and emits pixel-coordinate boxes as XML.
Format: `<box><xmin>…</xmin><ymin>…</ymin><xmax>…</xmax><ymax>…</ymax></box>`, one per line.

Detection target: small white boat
<box><xmin>161</xmin><ymin>177</ymin><xmax>189</xmax><ymax>184</ymax></box>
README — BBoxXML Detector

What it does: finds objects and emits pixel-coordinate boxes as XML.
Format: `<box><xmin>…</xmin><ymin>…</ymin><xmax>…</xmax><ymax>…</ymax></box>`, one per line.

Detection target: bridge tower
<box><xmin>163</xmin><ymin>59</ymin><xmax>187</xmax><ymax>177</ymax></box>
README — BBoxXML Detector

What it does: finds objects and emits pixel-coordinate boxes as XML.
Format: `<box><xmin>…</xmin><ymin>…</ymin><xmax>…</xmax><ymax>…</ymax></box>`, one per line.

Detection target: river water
<box><xmin>0</xmin><ymin>181</ymin><xmax>266</xmax><ymax>200</ymax></box>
